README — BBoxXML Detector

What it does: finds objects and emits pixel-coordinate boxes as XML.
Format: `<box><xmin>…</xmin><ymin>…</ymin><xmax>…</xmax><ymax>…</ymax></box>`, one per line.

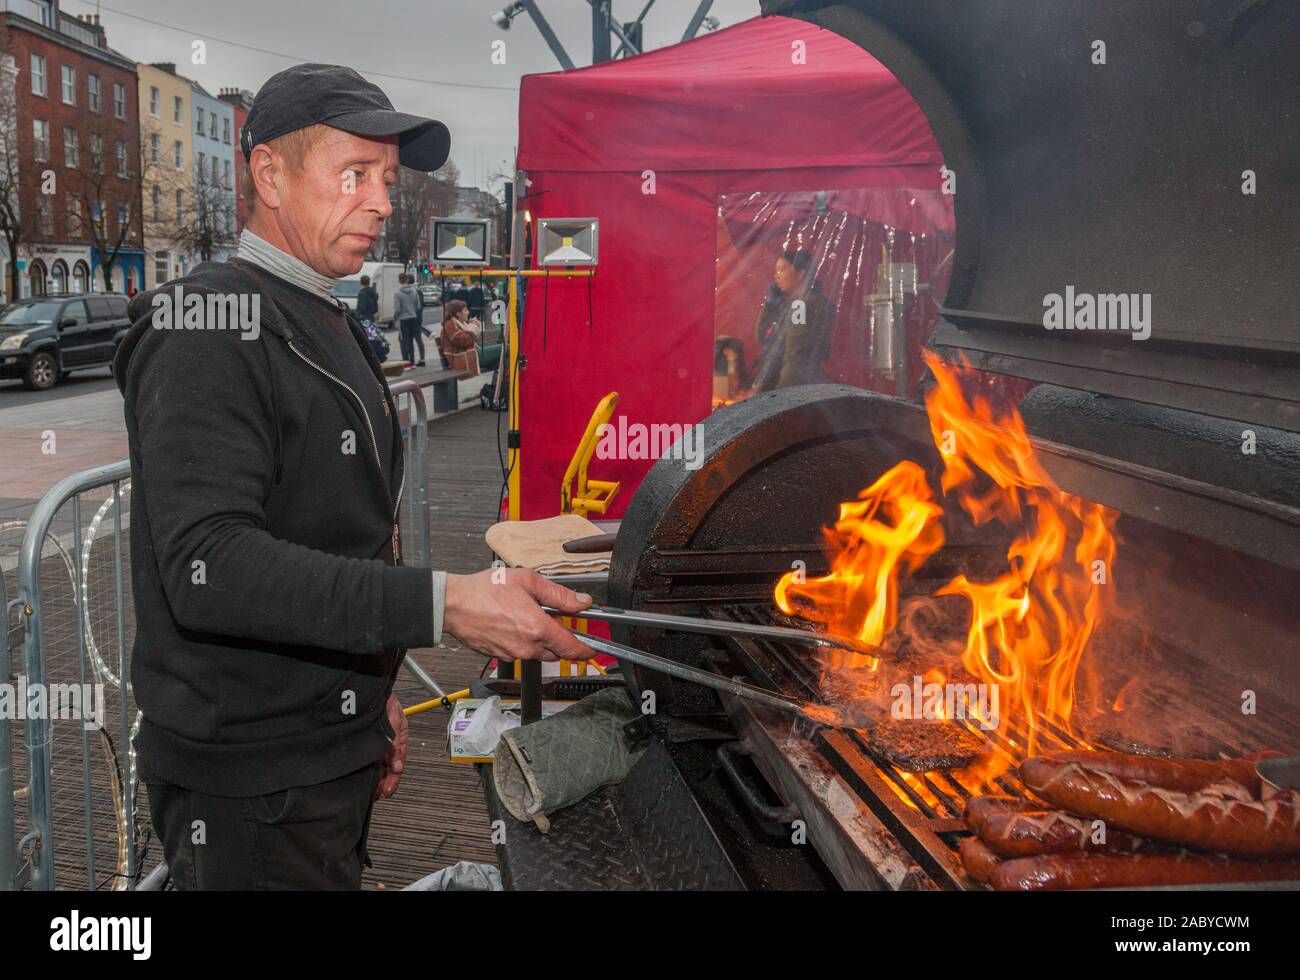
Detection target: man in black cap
<box><xmin>113</xmin><ymin>64</ymin><xmax>593</xmax><ymax>890</ymax></box>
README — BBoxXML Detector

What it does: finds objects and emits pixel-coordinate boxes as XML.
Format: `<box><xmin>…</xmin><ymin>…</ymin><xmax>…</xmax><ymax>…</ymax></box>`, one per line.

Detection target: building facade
<box><xmin>217</xmin><ymin>86</ymin><xmax>251</xmax><ymax>237</ymax></box>
<box><xmin>1</xmin><ymin>1</ymin><xmax>143</xmax><ymax>300</ymax></box>
<box><xmin>137</xmin><ymin>61</ymin><xmax>192</xmax><ymax>290</ymax></box>
<box><xmin>191</xmin><ymin>81</ymin><xmax>234</xmax><ymax>263</ymax></box>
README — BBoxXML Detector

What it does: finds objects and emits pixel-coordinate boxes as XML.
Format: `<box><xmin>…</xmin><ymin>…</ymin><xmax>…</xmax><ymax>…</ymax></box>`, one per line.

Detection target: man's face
<box><xmin>276</xmin><ymin>128</ymin><xmax>398</xmax><ymax>277</ymax></box>
<box><xmin>774</xmin><ymin>257</ymin><xmax>798</xmax><ymax>294</ymax></box>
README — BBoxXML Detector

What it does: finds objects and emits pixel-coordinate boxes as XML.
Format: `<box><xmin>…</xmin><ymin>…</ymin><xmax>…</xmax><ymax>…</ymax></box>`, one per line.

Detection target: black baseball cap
<box><xmin>240</xmin><ymin>63</ymin><xmax>451</xmax><ymax>172</ymax></box>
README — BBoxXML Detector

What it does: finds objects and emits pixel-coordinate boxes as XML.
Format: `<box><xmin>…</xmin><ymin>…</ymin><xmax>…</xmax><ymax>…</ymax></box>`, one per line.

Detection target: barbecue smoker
<box><xmin>582</xmin><ymin>2</ymin><xmax>1300</xmax><ymax>891</ymax></box>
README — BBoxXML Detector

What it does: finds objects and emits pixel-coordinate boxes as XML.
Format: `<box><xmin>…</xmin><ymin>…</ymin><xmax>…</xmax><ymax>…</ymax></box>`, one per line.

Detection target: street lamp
<box><xmin>491</xmin><ymin>1</ymin><xmax>526</xmax><ymax>30</ymax></box>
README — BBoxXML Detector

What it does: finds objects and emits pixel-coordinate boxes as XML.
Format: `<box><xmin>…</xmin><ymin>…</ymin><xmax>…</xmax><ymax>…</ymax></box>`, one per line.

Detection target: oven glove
<box><xmin>492</xmin><ymin>687</ymin><xmax>647</xmax><ymax>833</ymax></box>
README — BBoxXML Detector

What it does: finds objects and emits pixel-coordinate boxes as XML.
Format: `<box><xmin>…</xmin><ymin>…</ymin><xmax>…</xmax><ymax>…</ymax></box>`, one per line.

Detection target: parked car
<box><xmin>417</xmin><ymin>284</ymin><xmax>442</xmax><ymax>307</ymax></box>
<box><xmin>0</xmin><ymin>293</ymin><xmax>131</xmax><ymax>391</ymax></box>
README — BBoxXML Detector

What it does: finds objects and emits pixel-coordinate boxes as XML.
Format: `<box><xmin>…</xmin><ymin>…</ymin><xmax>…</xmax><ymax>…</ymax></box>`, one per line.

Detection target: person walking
<box><xmin>395</xmin><ymin>273</ymin><xmax>424</xmax><ymax>365</ymax></box>
<box><xmin>356</xmin><ymin>274</ymin><xmax>379</xmax><ymax>325</ymax></box>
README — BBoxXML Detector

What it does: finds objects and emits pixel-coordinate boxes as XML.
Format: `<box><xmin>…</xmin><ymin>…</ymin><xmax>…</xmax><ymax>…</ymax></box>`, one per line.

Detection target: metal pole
<box><xmin>591</xmin><ymin>0</ymin><xmax>612</xmax><ymax>63</ymax></box>
<box><xmin>518</xmin><ymin>0</ymin><xmax>575</xmax><ymax>70</ymax></box>
<box><xmin>0</xmin><ymin>564</ymin><xmax>14</xmax><ymax>890</ymax></box>
<box><xmin>682</xmin><ymin>0</ymin><xmax>714</xmax><ymax>41</ymax></box>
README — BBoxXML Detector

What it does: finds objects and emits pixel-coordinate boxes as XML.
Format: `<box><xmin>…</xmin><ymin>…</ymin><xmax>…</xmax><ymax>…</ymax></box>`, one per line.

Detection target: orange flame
<box><xmin>776</xmin><ymin>353</ymin><xmax>1118</xmax><ymax>779</ymax></box>
<box><xmin>774</xmin><ymin>460</ymin><xmax>944</xmax><ymax>668</ymax></box>
<box><xmin>925</xmin><ymin>353</ymin><xmax>1117</xmax><ymax>761</ymax></box>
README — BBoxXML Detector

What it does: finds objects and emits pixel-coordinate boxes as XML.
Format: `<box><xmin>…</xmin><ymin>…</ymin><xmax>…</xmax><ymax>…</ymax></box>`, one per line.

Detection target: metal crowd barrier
<box><xmin>2</xmin><ymin>380</ymin><xmax>438</xmax><ymax>891</ymax></box>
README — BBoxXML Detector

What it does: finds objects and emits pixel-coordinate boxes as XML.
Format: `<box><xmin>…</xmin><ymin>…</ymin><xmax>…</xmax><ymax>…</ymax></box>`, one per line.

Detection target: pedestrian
<box><xmin>112</xmin><ymin>62</ymin><xmax>593</xmax><ymax>891</ymax></box>
<box><xmin>395</xmin><ymin>272</ymin><xmax>424</xmax><ymax>365</ymax></box>
<box><xmin>356</xmin><ymin>274</ymin><xmax>379</xmax><ymax>325</ymax></box>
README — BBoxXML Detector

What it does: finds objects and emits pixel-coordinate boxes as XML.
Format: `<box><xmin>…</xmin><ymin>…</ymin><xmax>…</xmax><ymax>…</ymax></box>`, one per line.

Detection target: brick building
<box><xmin>0</xmin><ymin>1</ymin><xmax>143</xmax><ymax>300</ymax></box>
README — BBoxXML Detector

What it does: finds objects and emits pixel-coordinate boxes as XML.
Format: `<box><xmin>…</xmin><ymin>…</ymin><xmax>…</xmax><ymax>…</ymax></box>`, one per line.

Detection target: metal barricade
<box><xmin>3</xmin><ymin>379</ymin><xmax>436</xmax><ymax>891</ymax></box>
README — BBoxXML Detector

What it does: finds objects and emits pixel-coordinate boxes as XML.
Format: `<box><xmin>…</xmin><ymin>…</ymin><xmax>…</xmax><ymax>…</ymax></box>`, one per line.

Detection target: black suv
<box><xmin>0</xmin><ymin>293</ymin><xmax>131</xmax><ymax>390</ymax></box>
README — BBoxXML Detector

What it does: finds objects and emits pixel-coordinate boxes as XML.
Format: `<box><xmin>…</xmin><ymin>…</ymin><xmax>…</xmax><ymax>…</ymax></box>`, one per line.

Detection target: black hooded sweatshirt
<box><xmin>113</xmin><ymin>257</ymin><xmax>435</xmax><ymax>797</ymax></box>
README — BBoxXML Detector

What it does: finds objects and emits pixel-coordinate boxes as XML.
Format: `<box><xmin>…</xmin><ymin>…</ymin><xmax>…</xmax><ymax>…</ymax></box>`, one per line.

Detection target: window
<box><xmin>152</xmin><ymin>184</ymin><xmax>162</xmax><ymax>222</ymax></box>
<box><xmin>211</xmin><ymin>156</ymin><xmax>219</xmax><ymax>185</ymax></box>
<box><xmin>117</xmin><ymin>202</ymin><xmax>127</xmax><ymax>235</ymax></box>
<box><xmin>63</xmin><ymin>126</ymin><xmax>77</xmax><ymax>168</ymax></box>
<box><xmin>210</xmin><ymin>114</ymin><xmax>217</xmax><ymax>140</ymax></box>
<box><xmin>90</xmin><ymin>133</ymin><xmax>103</xmax><ymax>174</ymax></box>
<box><xmin>196</xmin><ymin>107</ymin><xmax>204</xmax><ymax>134</ymax></box>
<box><xmin>30</xmin><ymin>53</ymin><xmax>45</xmax><ymax>96</ymax></box>
<box><xmin>197</xmin><ymin>150</ymin><xmax>205</xmax><ymax>180</ymax></box>
<box><xmin>154</xmin><ymin>251</ymin><xmax>169</xmax><ymax>286</ymax></box>
<box><xmin>88</xmin><ymin>74</ymin><xmax>101</xmax><ymax>112</ymax></box>
<box><xmin>87</xmin><ymin>297</ymin><xmax>113</xmax><ymax>320</ymax></box>
<box><xmin>223</xmin><ymin>158</ymin><xmax>231</xmax><ymax>189</ymax></box>
<box><xmin>50</xmin><ymin>260</ymin><xmax>67</xmax><ymax>295</ymax></box>
<box><xmin>150</xmin><ymin>132</ymin><xmax>160</xmax><ymax>164</ymax></box>
<box><xmin>33</xmin><ymin>119</ymin><xmax>49</xmax><ymax>162</ymax></box>
<box><xmin>114</xmin><ymin>82</ymin><xmax>126</xmax><ymax>119</ymax></box>
<box><xmin>66</xmin><ymin>192</ymin><xmax>80</xmax><ymax>236</ymax></box>
<box><xmin>174</xmin><ymin>95</ymin><xmax>183</xmax><ymax>125</ymax></box>
<box><xmin>223</xmin><ymin>118</ymin><xmax>231</xmax><ymax>144</ymax></box>
<box><xmin>176</xmin><ymin>189</ymin><xmax>184</xmax><ymax>229</ymax></box>
<box><xmin>62</xmin><ymin>300</ymin><xmax>88</xmax><ymax>324</ymax></box>
<box><xmin>61</xmin><ymin>65</ymin><xmax>75</xmax><ymax>105</ymax></box>
<box><xmin>116</xmin><ymin>141</ymin><xmax>127</xmax><ymax>178</ymax></box>
<box><xmin>36</xmin><ymin>197</ymin><xmax>52</xmax><ymax>237</ymax></box>
<box><xmin>73</xmin><ymin>261</ymin><xmax>90</xmax><ymax>293</ymax></box>
<box><xmin>149</xmin><ymin>86</ymin><xmax>159</xmax><ymax>116</ymax></box>
<box><xmin>174</xmin><ymin>140</ymin><xmax>183</xmax><ymax>170</ymax></box>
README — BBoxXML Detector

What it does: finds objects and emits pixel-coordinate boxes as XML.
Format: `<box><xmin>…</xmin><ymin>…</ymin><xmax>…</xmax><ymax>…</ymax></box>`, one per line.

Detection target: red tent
<box><xmin>514</xmin><ymin>14</ymin><xmax>951</xmax><ymax>520</ymax></box>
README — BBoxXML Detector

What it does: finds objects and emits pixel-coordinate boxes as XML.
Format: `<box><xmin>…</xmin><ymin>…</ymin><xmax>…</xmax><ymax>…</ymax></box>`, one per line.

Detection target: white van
<box><xmin>332</xmin><ymin>262</ymin><xmax>404</xmax><ymax>329</ymax></box>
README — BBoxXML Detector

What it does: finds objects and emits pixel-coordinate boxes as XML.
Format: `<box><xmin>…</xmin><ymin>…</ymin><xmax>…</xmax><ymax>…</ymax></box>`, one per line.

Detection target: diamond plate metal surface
<box><xmin>483</xmin><ymin>742</ymin><xmax>743</xmax><ymax>891</ymax></box>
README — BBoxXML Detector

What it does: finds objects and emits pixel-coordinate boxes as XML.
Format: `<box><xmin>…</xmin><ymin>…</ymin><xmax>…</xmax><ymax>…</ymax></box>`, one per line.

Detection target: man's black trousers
<box><xmin>146</xmin><ymin>761</ymin><xmax>382</xmax><ymax>889</ymax></box>
<box><xmin>399</xmin><ymin>317</ymin><xmax>425</xmax><ymax>363</ymax></box>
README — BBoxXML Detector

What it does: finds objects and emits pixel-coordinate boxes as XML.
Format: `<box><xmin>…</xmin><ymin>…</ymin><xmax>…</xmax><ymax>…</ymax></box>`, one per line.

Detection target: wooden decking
<box><xmin>363</xmin><ymin>406</ymin><xmax>505</xmax><ymax>889</ymax></box>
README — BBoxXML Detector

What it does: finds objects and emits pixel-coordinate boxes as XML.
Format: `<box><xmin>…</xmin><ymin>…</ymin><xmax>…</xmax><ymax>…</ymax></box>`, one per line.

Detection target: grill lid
<box><xmin>763</xmin><ymin>0</ymin><xmax>1300</xmax><ymax>430</ymax></box>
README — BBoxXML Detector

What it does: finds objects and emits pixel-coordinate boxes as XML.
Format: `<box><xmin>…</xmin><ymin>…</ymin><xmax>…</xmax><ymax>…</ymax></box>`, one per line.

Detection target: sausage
<box><xmin>1036</xmin><ymin>750</ymin><xmax>1280</xmax><ymax>798</ymax></box>
<box><xmin>1021</xmin><ymin>758</ymin><xmax>1300</xmax><ymax>859</ymax></box>
<box><xmin>978</xmin><ymin>809</ymin><xmax>1149</xmax><ymax>858</ymax></box>
<box><xmin>991</xmin><ymin>851</ymin><xmax>1300</xmax><ymax>891</ymax></box>
<box><xmin>958</xmin><ymin>835</ymin><xmax>1003</xmax><ymax>883</ymax></box>
<box><xmin>962</xmin><ymin>794</ymin><xmax>1046</xmax><ymax>834</ymax></box>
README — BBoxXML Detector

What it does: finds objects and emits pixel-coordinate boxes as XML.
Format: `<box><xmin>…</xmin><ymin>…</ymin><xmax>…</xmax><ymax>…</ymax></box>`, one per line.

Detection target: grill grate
<box><xmin>711</xmin><ymin>602</ymin><xmax>1094</xmax><ymax>888</ymax></box>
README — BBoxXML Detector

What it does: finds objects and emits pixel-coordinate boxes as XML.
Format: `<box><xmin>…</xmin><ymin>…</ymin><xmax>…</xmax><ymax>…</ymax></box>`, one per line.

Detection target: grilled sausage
<box><xmin>979</xmin><ymin>809</ymin><xmax>1148</xmax><ymax>858</ymax></box>
<box><xmin>958</xmin><ymin>835</ymin><xmax>1003</xmax><ymax>883</ymax></box>
<box><xmin>963</xmin><ymin>794</ymin><xmax>1046</xmax><ymax>834</ymax></box>
<box><xmin>1036</xmin><ymin>750</ymin><xmax>1280</xmax><ymax>799</ymax></box>
<box><xmin>991</xmin><ymin>851</ymin><xmax>1300</xmax><ymax>891</ymax></box>
<box><xmin>1021</xmin><ymin>758</ymin><xmax>1300</xmax><ymax>859</ymax></box>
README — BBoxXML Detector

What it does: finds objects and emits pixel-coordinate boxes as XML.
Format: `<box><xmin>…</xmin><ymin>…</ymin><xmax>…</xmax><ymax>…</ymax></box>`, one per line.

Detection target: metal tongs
<box><xmin>565</xmin><ymin>631</ymin><xmax>874</xmax><ymax>730</ymax></box>
<box><xmin>541</xmin><ymin>603</ymin><xmax>878</xmax><ymax>659</ymax></box>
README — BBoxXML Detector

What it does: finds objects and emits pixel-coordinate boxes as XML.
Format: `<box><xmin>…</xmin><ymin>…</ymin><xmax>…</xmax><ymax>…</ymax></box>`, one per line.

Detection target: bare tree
<box><xmin>67</xmin><ymin>114</ymin><xmax>144</xmax><ymax>290</ymax></box>
<box><xmin>169</xmin><ymin>161</ymin><xmax>234</xmax><ymax>264</ymax></box>
<box><xmin>380</xmin><ymin>160</ymin><xmax>459</xmax><ymax>266</ymax></box>
<box><xmin>0</xmin><ymin>47</ymin><xmax>41</xmax><ymax>301</ymax></box>
<box><xmin>139</xmin><ymin>117</ymin><xmax>188</xmax><ymax>267</ymax></box>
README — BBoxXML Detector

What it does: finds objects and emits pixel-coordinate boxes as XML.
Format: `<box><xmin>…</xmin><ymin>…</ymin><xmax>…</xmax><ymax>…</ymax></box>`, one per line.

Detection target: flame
<box><xmin>774</xmin><ymin>460</ymin><xmax>944</xmax><ymax>668</ymax></box>
<box><xmin>925</xmin><ymin>353</ymin><xmax>1117</xmax><ymax>765</ymax></box>
<box><xmin>777</xmin><ymin>352</ymin><xmax>1118</xmax><ymax>782</ymax></box>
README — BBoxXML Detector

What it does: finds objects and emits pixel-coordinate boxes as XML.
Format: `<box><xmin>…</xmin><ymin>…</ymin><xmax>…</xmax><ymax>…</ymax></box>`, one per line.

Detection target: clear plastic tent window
<box><xmin>713</xmin><ymin>188</ymin><xmax>955</xmax><ymax>410</ymax></box>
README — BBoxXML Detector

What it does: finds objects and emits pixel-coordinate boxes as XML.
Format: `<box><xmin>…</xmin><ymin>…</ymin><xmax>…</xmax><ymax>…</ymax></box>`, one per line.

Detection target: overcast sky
<box><xmin>62</xmin><ymin>0</ymin><xmax>761</xmax><ymax>193</ymax></box>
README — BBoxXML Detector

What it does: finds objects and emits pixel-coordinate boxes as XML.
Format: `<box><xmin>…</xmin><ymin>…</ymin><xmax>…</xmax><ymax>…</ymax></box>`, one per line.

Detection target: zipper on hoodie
<box><xmin>287</xmin><ymin>340</ymin><xmax>405</xmax><ymax>562</ymax></box>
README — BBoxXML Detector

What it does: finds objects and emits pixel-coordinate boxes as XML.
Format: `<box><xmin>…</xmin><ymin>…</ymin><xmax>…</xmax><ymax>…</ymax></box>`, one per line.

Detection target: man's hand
<box><xmin>444</xmin><ymin>568</ymin><xmax>593</xmax><ymax>662</ymax></box>
<box><xmin>375</xmin><ymin>693</ymin><xmax>408</xmax><ymax>800</ymax></box>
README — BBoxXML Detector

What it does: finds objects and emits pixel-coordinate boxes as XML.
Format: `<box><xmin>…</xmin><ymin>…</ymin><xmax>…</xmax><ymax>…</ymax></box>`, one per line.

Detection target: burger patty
<box><xmin>868</xmin><ymin>719</ymin><xmax>986</xmax><ymax>772</ymax></box>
